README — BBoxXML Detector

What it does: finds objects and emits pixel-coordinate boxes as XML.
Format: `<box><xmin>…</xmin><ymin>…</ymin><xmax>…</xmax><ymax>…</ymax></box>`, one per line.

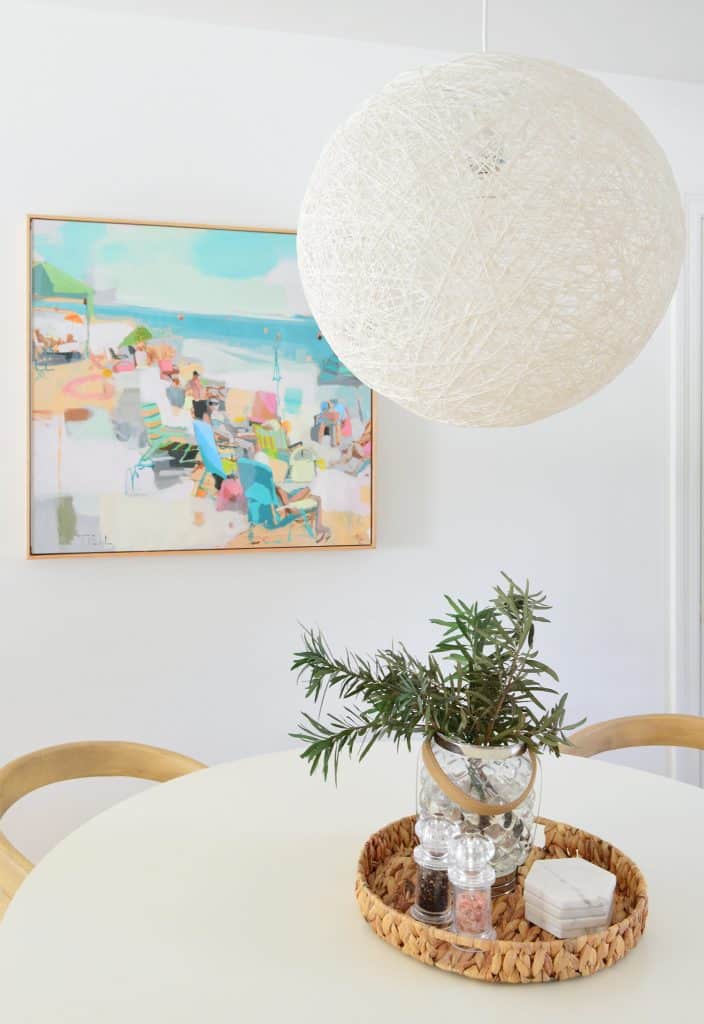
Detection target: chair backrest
<box><xmin>253</xmin><ymin>423</ymin><xmax>277</xmax><ymax>456</ymax></box>
<box><xmin>562</xmin><ymin>714</ymin><xmax>704</xmax><ymax>758</ymax></box>
<box><xmin>237</xmin><ymin>457</ymin><xmax>277</xmax><ymax>527</ymax></box>
<box><xmin>193</xmin><ymin>418</ymin><xmax>226</xmax><ymax>480</ymax></box>
<box><xmin>254</xmin><ymin>420</ymin><xmax>289</xmax><ymax>457</ymax></box>
<box><xmin>0</xmin><ymin>741</ymin><xmax>204</xmax><ymax>912</ymax></box>
<box><xmin>141</xmin><ymin>402</ymin><xmax>164</xmax><ymax>442</ymax></box>
<box><xmin>264</xmin><ymin>419</ymin><xmax>289</xmax><ymax>452</ymax></box>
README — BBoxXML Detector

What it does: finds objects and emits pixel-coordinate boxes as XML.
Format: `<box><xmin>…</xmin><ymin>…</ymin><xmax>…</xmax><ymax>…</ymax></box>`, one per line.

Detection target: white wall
<box><xmin>2</xmin><ymin>4</ymin><xmax>704</xmax><ymax>861</ymax></box>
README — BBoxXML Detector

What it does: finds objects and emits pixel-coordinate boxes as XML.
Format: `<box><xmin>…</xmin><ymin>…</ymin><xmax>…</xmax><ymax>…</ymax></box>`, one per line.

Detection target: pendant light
<box><xmin>297</xmin><ymin>2</ymin><xmax>684</xmax><ymax>426</ymax></box>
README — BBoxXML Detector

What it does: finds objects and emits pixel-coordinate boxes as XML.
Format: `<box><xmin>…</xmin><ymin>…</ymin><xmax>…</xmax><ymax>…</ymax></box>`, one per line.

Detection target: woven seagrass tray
<box><xmin>355</xmin><ymin>815</ymin><xmax>647</xmax><ymax>984</ymax></box>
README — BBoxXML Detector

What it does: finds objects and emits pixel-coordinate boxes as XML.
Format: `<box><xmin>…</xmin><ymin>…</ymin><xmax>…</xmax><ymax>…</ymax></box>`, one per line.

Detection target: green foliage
<box><xmin>291</xmin><ymin>574</ymin><xmax>585</xmax><ymax>780</ymax></box>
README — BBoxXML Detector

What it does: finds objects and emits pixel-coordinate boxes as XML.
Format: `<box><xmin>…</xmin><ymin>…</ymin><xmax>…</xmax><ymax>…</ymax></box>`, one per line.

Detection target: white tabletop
<box><xmin>0</xmin><ymin>745</ymin><xmax>702</xmax><ymax>1022</ymax></box>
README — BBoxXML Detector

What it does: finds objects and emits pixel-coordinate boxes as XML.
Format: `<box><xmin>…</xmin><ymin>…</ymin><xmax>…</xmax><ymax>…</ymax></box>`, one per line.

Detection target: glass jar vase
<box><xmin>417</xmin><ymin>734</ymin><xmax>541</xmax><ymax>894</ymax></box>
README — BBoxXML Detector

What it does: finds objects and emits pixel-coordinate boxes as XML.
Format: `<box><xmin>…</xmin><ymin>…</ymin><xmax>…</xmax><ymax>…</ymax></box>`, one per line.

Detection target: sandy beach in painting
<box><xmin>30</xmin><ymin>220</ymin><xmax>373</xmax><ymax>555</ymax></box>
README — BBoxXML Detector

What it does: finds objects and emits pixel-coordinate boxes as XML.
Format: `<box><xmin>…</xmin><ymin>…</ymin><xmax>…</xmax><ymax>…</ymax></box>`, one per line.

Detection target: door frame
<box><xmin>669</xmin><ymin>194</ymin><xmax>704</xmax><ymax>785</ymax></box>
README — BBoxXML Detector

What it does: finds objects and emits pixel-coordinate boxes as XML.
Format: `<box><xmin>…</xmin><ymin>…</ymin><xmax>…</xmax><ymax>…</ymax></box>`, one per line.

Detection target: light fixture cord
<box><xmin>482</xmin><ymin>0</ymin><xmax>488</xmax><ymax>52</ymax></box>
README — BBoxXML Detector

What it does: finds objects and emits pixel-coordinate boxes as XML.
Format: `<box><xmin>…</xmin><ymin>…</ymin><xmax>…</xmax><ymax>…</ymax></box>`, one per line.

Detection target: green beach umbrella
<box><xmin>32</xmin><ymin>261</ymin><xmax>94</xmax><ymax>356</ymax></box>
<box><xmin>120</xmin><ymin>326</ymin><xmax>153</xmax><ymax>348</ymax></box>
<box><xmin>32</xmin><ymin>261</ymin><xmax>94</xmax><ymax>319</ymax></box>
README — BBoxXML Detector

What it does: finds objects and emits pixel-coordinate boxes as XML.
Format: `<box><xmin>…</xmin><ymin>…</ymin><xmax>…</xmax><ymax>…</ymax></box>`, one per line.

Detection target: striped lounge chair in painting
<box><xmin>126</xmin><ymin>402</ymin><xmax>199</xmax><ymax>491</ymax></box>
<box><xmin>253</xmin><ymin>419</ymin><xmax>301</xmax><ymax>463</ymax></box>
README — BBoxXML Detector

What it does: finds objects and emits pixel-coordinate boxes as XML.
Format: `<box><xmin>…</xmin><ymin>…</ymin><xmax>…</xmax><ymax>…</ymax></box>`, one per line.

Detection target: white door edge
<box><xmin>668</xmin><ymin>194</ymin><xmax>704</xmax><ymax>785</ymax></box>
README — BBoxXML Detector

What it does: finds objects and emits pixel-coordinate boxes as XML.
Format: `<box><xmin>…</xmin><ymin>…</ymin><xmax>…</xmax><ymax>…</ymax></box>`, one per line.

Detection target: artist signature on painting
<box><xmin>74</xmin><ymin>532</ymin><xmax>114</xmax><ymax>549</ymax></box>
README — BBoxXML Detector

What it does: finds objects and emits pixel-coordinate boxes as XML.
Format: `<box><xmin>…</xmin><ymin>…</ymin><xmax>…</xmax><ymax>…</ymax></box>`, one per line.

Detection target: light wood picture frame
<box><xmin>27</xmin><ymin>215</ymin><xmax>375</xmax><ymax>558</ymax></box>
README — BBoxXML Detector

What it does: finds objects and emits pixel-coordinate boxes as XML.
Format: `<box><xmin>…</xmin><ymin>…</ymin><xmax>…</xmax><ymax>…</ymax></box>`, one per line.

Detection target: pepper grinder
<box><xmin>448</xmin><ymin>833</ymin><xmax>496</xmax><ymax>941</ymax></box>
<box><xmin>411</xmin><ymin>816</ymin><xmax>456</xmax><ymax>927</ymax></box>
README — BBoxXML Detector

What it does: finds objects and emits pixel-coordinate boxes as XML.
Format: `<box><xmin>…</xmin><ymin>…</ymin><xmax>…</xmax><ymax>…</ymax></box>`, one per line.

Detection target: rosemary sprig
<box><xmin>291</xmin><ymin>573</ymin><xmax>585</xmax><ymax>780</ymax></box>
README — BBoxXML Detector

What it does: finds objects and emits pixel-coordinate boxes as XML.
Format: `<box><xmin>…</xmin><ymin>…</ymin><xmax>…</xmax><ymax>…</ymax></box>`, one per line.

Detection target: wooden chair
<box><xmin>563</xmin><ymin>714</ymin><xmax>704</xmax><ymax>758</ymax></box>
<box><xmin>0</xmin><ymin>741</ymin><xmax>205</xmax><ymax>920</ymax></box>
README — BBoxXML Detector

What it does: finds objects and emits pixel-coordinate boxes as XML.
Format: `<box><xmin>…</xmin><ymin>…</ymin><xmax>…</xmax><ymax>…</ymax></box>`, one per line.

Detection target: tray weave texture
<box><xmin>355</xmin><ymin>815</ymin><xmax>647</xmax><ymax>984</ymax></box>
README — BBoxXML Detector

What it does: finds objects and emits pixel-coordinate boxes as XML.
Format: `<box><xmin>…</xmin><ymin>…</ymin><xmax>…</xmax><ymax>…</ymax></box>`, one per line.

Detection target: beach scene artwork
<box><xmin>29</xmin><ymin>218</ymin><xmax>374</xmax><ymax>556</ymax></box>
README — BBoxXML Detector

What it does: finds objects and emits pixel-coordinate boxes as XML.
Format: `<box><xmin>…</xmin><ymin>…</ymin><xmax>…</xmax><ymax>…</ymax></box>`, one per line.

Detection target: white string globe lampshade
<box><xmin>297</xmin><ymin>56</ymin><xmax>684</xmax><ymax>427</ymax></box>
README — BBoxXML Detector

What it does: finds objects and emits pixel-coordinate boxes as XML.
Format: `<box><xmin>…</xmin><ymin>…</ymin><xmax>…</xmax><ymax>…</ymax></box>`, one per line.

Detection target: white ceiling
<box><xmin>28</xmin><ymin>0</ymin><xmax>704</xmax><ymax>83</ymax></box>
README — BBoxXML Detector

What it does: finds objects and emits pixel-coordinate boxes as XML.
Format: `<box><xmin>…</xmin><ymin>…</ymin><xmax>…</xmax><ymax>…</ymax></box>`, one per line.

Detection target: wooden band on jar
<box><xmin>421</xmin><ymin>739</ymin><xmax>538</xmax><ymax>816</ymax></box>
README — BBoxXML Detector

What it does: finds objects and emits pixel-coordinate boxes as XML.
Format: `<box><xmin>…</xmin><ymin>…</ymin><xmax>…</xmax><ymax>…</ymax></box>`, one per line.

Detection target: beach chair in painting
<box><xmin>237</xmin><ymin>457</ymin><xmax>316</xmax><ymax>542</ymax></box>
<box><xmin>253</xmin><ymin>419</ymin><xmax>300</xmax><ymax>463</ymax></box>
<box><xmin>126</xmin><ymin>403</ymin><xmax>198</xmax><ymax>491</ymax></box>
<box><xmin>191</xmin><ymin>417</ymin><xmax>239</xmax><ymax>499</ymax></box>
<box><xmin>33</xmin><ymin>329</ymin><xmax>79</xmax><ymax>368</ymax></box>
<box><xmin>252</xmin><ymin>421</ymin><xmax>286</xmax><ymax>458</ymax></box>
<box><xmin>287</xmin><ymin>446</ymin><xmax>317</xmax><ymax>484</ymax></box>
<box><xmin>109</xmin><ymin>347</ymin><xmax>135</xmax><ymax>372</ymax></box>
<box><xmin>32</xmin><ymin>337</ymin><xmax>50</xmax><ymax>378</ymax></box>
<box><xmin>201</xmin><ymin>378</ymin><xmax>227</xmax><ymax>406</ymax></box>
<box><xmin>346</xmin><ymin>457</ymin><xmax>371</xmax><ymax>477</ymax></box>
<box><xmin>311</xmin><ymin>403</ymin><xmax>350</xmax><ymax>448</ymax></box>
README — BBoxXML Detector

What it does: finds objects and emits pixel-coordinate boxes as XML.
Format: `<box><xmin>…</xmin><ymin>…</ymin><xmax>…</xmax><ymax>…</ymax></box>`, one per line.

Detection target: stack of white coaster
<box><xmin>523</xmin><ymin>857</ymin><xmax>616</xmax><ymax>939</ymax></box>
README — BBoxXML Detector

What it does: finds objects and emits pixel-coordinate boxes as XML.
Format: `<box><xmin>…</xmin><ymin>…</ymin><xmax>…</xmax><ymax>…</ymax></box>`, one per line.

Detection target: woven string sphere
<box><xmin>298</xmin><ymin>56</ymin><xmax>684</xmax><ymax>427</ymax></box>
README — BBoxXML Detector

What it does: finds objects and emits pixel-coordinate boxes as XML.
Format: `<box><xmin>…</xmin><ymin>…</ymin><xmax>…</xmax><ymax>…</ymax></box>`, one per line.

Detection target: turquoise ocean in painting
<box><xmin>30</xmin><ymin>220</ymin><xmax>373</xmax><ymax>555</ymax></box>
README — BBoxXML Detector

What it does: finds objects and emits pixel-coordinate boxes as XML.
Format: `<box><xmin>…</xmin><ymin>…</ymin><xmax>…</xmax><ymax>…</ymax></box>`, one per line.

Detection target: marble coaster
<box><xmin>524</xmin><ymin>902</ymin><xmax>612</xmax><ymax>939</ymax></box>
<box><xmin>524</xmin><ymin>857</ymin><xmax>616</xmax><ymax>915</ymax></box>
<box><xmin>524</xmin><ymin>896</ymin><xmax>611</xmax><ymax>932</ymax></box>
<box><xmin>524</xmin><ymin>885</ymin><xmax>614</xmax><ymax>923</ymax></box>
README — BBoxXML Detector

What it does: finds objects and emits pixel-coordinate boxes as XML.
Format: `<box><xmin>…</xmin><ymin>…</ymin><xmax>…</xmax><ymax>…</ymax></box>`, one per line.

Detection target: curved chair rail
<box><xmin>563</xmin><ymin>714</ymin><xmax>704</xmax><ymax>758</ymax></box>
<box><xmin>0</xmin><ymin>741</ymin><xmax>205</xmax><ymax>916</ymax></box>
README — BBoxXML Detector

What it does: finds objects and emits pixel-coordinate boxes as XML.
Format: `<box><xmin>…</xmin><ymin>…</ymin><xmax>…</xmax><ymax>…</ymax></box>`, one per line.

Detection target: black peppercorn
<box><xmin>411</xmin><ymin>816</ymin><xmax>455</xmax><ymax>926</ymax></box>
<box><xmin>416</xmin><ymin>866</ymin><xmax>450</xmax><ymax>915</ymax></box>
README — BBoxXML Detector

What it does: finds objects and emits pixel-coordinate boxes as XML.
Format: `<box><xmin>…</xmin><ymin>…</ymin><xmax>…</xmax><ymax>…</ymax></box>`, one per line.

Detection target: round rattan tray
<box><xmin>355</xmin><ymin>815</ymin><xmax>647</xmax><ymax>984</ymax></box>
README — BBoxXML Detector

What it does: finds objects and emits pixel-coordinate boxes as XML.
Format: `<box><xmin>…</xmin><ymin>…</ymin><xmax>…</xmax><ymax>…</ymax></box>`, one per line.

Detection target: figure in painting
<box><xmin>29</xmin><ymin>218</ymin><xmax>373</xmax><ymax>555</ymax></box>
<box><xmin>253</xmin><ymin>449</ymin><xmax>330</xmax><ymax>544</ymax></box>
<box><xmin>166</xmin><ymin>376</ymin><xmax>186</xmax><ymax>409</ymax></box>
<box><xmin>185</xmin><ymin>370</ymin><xmax>203</xmax><ymax>402</ymax></box>
<box><xmin>337</xmin><ymin>420</ymin><xmax>372</xmax><ymax>467</ymax></box>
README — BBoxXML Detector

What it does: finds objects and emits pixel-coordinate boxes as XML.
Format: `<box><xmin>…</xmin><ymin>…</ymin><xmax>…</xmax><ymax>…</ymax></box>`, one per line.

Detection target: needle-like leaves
<box><xmin>290</xmin><ymin>574</ymin><xmax>585</xmax><ymax>780</ymax></box>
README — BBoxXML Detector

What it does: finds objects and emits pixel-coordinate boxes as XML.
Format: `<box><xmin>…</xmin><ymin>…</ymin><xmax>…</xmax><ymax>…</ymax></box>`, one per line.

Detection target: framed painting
<box><xmin>27</xmin><ymin>216</ymin><xmax>374</xmax><ymax>557</ymax></box>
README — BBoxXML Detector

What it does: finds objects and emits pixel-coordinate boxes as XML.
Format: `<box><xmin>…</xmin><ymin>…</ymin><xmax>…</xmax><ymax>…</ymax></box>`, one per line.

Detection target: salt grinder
<box><xmin>448</xmin><ymin>833</ymin><xmax>496</xmax><ymax>941</ymax></box>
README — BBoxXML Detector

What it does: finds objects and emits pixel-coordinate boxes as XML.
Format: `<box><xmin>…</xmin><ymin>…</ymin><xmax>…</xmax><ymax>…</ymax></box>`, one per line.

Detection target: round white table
<box><xmin>0</xmin><ymin>745</ymin><xmax>702</xmax><ymax>1022</ymax></box>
